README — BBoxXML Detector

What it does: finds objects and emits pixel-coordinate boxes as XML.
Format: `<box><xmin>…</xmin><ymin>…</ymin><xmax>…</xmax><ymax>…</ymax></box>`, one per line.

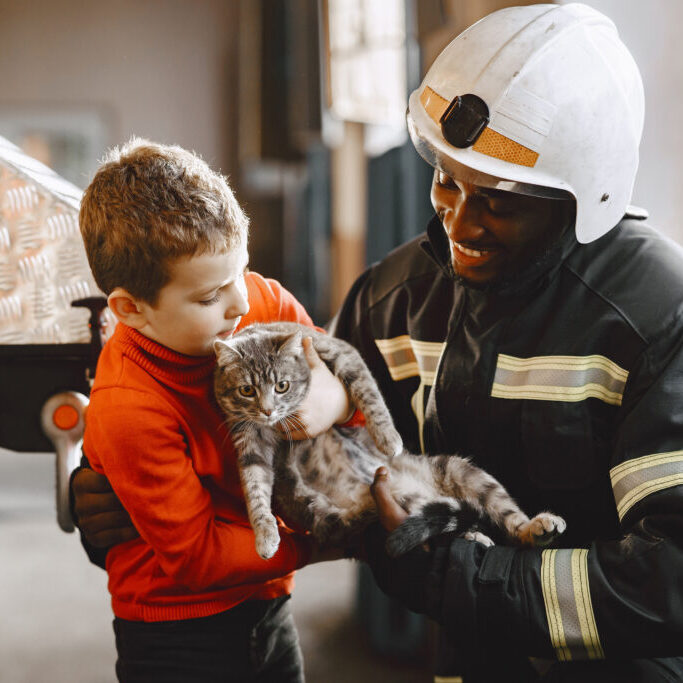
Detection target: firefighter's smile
<box><xmin>450</xmin><ymin>240</ymin><xmax>501</xmax><ymax>270</ymax></box>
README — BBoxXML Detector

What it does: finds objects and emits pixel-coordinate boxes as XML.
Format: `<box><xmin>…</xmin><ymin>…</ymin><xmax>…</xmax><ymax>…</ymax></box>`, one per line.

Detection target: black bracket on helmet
<box><xmin>440</xmin><ymin>94</ymin><xmax>490</xmax><ymax>148</ymax></box>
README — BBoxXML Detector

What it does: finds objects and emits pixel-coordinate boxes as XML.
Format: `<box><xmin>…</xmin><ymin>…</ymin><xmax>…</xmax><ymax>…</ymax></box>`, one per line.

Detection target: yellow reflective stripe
<box><xmin>491</xmin><ymin>382</ymin><xmax>624</xmax><ymax>405</ymax></box>
<box><xmin>610</xmin><ymin>449</ymin><xmax>683</xmax><ymax>484</ymax></box>
<box><xmin>375</xmin><ymin>336</ymin><xmax>444</xmax><ymax>384</ymax></box>
<box><xmin>492</xmin><ymin>354</ymin><xmax>628</xmax><ymax>406</ymax></box>
<box><xmin>434</xmin><ymin>677</ymin><xmax>463</xmax><ymax>683</ymax></box>
<box><xmin>375</xmin><ymin>336</ymin><xmax>445</xmax><ymax>454</ymax></box>
<box><xmin>541</xmin><ymin>549</ymin><xmax>571</xmax><ymax>661</ymax></box>
<box><xmin>387</xmin><ymin>361</ymin><xmax>419</xmax><ymax>381</ymax></box>
<box><xmin>375</xmin><ymin>335</ymin><xmax>412</xmax><ymax>352</ymax></box>
<box><xmin>610</xmin><ymin>450</ymin><xmax>683</xmax><ymax>520</ymax></box>
<box><xmin>497</xmin><ymin>354</ymin><xmax>628</xmax><ymax>381</ymax></box>
<box><xmin>616</xmin><ymin>473</ymin><xmax>683</xmax><ymax>520</ymax></box>
<box><xmin>541</xmin><ymin>549</ymin><xmax>605</xmax><ymax>661</ymax></box>
<box><xmin>571</xmin><ymin>549</ymin><xmax>604</xmax><ymax>660</ymax></box>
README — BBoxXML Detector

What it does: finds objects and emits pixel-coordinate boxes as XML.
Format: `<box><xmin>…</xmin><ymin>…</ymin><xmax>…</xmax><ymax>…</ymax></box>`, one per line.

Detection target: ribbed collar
<box><xmin>115</xmin><ymin>324</ymin><xmax>216</xmax><ymax>387</ymax></box>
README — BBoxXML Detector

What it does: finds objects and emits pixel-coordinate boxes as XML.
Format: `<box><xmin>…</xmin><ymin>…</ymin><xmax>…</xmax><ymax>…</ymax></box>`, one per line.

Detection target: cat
<box><xmin>213</xmin><ymin>322</ymin><xmax>566</xmax><ymax>560</ymax></box>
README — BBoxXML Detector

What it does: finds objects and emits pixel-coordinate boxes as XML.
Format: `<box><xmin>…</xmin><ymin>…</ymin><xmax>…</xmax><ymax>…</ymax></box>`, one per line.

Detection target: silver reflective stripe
<box><xmin>491</xmin><ymin>354</ymin><xmax>628</xmax><ymax>406</ymax></box>
<box><xmin>541</xmin><ymin>548</ymin><xmax>604</xmax><ymax>661</ymax></box>
<box><xmin>375</xmin><ymin>336</ymin><xmax>446</xmax><ymax>453</ymax></box>
<box><xmin>610</xmin><ymin>450</ymin><xmax>683</xmax><ymax>520</ymax></box>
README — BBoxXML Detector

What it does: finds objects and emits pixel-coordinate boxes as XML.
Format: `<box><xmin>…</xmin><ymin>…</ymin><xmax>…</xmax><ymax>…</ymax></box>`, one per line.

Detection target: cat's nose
<box><xmin>262</xmin><ymin>408</ymin><xmax>272</xmax><ymax>417</ymax></box>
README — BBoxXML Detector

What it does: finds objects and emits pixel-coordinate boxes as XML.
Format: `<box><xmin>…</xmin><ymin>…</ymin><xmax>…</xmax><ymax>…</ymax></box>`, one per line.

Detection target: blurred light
<box><xmin>325</xmin><ymin>0</ymin><xmax>407</xmax><ymax>128</ymax></box>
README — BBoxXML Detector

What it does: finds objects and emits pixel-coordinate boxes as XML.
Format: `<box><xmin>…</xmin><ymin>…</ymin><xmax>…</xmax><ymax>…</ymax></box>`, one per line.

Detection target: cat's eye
<box><xmin>274</xmin><ymin>380</ymin><xmax>290</xmax><ymax>394</ymax></box>
<box><xmin>238</xmin><ymin>385</ymin><xmax>256</xmax><ymax>397</ymax></box>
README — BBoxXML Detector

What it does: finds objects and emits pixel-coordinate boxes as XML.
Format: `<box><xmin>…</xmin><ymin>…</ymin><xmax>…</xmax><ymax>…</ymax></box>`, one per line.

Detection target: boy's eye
<box><xmin>238</xmin><ymin>385</ymin><xmax>256</xmax><ymax>397</ymax></box>
<box><xmin>199</xmin><ymin>294</ymin><xmax>220</xmax><ymax>306</ymax></box>
<box><xmin>274</xmin><ymin>381</ymin><xmax>290</xmax><ymax>394</ymax></box>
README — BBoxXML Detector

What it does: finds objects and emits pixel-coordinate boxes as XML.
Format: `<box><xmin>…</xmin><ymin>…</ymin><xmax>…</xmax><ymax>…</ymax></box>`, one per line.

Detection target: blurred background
<box><xmin>1</xmin><ymin>1</ymin><xmax>681</xmax><ymax>681</ymax></box>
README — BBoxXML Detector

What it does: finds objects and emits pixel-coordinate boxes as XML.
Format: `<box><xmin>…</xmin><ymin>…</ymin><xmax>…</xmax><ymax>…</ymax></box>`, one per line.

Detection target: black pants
<box><xmin>113</xmin><ymin>595</ymin><xmax>304</xmax><ymax>683</ymax></box>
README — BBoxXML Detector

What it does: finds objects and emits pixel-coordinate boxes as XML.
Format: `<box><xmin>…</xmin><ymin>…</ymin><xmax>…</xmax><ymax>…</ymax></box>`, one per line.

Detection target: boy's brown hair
<box><xmin>80</xmin><ymin>137</ymin><xmax>248</xmax><ymax>304</ymax></box>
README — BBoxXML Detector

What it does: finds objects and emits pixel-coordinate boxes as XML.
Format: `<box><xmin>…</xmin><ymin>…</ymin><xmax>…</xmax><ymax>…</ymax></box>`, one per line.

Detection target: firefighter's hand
<box><xmin>277</xmin><ymin>336</ymin><xmax>352</xmax><ymax>441</ymax></box>
<box><xmin>72</xmin><ymin>467</ymin><xmax>139</xmax><ymax>548</ymax></box>
<box><xmin>370</xmin><ymin>467</ymin><xmax>408</xmax><ymax>532</ymax></box>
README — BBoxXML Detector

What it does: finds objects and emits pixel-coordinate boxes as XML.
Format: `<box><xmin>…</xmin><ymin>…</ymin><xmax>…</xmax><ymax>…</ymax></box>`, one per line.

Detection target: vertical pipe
<box><xmin>330</xmin><ymin>120</ymin><xmax>366</xmax><ymax>314</ymax></box>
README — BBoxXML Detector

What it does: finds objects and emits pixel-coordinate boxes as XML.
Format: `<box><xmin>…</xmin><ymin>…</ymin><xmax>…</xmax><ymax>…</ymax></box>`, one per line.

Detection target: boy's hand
<box><xmin>72</xmin><ymin>467</ymin><xmax>139</xmax><ymax>548</ymax></box>
<box><xmin>278</xmin><ymin>336</ymin><xmax>352</xmax><ymax>441</ymax></box>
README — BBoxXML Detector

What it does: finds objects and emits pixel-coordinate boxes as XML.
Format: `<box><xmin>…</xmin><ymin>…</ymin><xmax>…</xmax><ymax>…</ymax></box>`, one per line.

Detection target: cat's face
<box><xmin>214</xmin><ymin>330</ymin><xmax>310</xmax><ymax>428</ymax></box>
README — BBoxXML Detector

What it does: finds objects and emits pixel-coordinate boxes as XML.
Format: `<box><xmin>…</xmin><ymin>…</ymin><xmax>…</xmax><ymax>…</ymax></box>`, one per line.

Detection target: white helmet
<box><xmin>407</xmin><ymin>3</ymin><xmax>644</xmax><ymax>243</ymax></box>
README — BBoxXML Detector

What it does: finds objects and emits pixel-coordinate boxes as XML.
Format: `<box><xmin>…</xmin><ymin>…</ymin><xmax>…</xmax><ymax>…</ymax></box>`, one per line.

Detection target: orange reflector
<box><xmin>473</xmin><ymin>127</ymin><xmax>539</xmax><ymax>168</ymax></box>
<box><xmin>420</xmin><ymin>85</ymin><xmax>449</xmax><ymax>124</ymax></box>
<box><xmin>53</xmin><ymin>404</ymin><xmax>80</xmax><ymax>430</ymax></box>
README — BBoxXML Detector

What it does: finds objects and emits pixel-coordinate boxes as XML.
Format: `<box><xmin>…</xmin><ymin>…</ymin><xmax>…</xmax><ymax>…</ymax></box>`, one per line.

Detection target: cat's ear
<box><xmin>213</xmin><ymin>338</ymin><xmax>242</xmax><ymax>362</ymax></box>
<box><xmin>280</xmin><ymin>331</ymin><xmax>303</xmax><ymax>355</ymax></box>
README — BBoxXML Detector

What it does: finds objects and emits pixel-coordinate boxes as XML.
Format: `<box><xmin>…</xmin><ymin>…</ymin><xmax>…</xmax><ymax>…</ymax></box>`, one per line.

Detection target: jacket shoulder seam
<box><xmin>562</xmin><ymin>262</ymin><xmax>649</xmax><ymax>345</ymax></box>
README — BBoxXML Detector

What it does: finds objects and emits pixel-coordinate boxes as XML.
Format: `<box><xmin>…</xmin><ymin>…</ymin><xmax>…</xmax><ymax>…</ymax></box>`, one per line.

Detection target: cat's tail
<box><xmin>385</xmin><ymin>499</ymin><xmax>479</xmax><ymax>557</ymax></box>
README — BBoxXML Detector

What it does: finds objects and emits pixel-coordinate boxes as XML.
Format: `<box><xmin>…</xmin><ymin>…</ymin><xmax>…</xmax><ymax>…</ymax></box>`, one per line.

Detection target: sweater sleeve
<box><xmin>86</xmin><ymin>388</ymin><xmax>311</xmax><ymax>592</ymax></box>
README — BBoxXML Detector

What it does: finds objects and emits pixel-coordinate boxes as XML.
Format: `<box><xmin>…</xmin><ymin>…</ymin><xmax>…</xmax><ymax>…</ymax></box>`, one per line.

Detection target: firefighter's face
<box><xmin>431</xmin><ymin>170</ymin><xmax>569</xmax><ymax>285</ymax></box>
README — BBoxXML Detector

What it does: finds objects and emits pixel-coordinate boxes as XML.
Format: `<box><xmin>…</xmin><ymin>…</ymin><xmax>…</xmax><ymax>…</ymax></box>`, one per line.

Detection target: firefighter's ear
<box><xmin>107</xmin><ymin>288</ymin><xmax>149</xmax><ymax>330</ymax></box>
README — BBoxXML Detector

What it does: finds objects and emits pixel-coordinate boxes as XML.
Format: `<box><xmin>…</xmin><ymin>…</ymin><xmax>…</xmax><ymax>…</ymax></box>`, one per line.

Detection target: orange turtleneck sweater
<box><xmin>83</xmin><ymin>272</ymin><xmax>314</xmax><ymax>622</ymax></box>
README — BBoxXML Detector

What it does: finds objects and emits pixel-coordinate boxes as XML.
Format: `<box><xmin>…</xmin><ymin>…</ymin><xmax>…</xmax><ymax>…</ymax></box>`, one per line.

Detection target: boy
<box><xmin>78</xmin><ymin>138</ymin><xmax>349</xmax><ymax>682</ymax></box>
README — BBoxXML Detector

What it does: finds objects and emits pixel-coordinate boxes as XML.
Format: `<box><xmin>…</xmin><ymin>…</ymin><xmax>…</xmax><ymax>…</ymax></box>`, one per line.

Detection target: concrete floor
<box><xmin>0</xmin><ymin>448</ymin><xmax>431</xmax><ymax>683</ymax></box>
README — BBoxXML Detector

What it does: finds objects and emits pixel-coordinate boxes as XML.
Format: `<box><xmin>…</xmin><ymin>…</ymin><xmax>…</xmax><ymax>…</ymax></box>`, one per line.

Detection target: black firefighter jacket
<box><xmin>330</xmin><ymin>212</ymin><xmax>683</xmax><ymax>682</ymax></box>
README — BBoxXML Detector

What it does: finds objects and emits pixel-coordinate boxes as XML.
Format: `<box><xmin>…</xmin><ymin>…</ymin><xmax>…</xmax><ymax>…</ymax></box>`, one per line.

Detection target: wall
<box><xmin>573</xmin><ymin>0</ymin><xmax>683</xmax><ymax>241</ymax></box>
<box><xmin>0</xmin><ymin>0</ymin><xmax>240</xmax><ymax>185</ymax></box>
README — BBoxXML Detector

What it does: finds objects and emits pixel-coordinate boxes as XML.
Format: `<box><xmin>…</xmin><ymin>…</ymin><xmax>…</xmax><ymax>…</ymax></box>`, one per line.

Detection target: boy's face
<box><xmin>139</xmin><ymin>242</ymin><xmax>250</xmax><ymax>356</ymax></box>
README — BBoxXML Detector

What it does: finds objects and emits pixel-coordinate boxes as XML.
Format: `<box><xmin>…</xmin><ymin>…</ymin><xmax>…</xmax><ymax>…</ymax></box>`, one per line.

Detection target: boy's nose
<box><xmin>226</xmin><ymin>302</ymin><xmax>249</xmax><ymax>320</ymax></box>
<box><xmin>225</xmin><ymin>291</ymin><xmax>249</xmax><ymax>319</ymax></box>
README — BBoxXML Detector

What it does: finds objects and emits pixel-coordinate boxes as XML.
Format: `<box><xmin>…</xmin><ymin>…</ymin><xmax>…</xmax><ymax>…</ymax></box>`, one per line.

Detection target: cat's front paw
<box><xmin>517</xmin><ymin>512</ymin><xmax>566</xmax><ymax>547</ymax></box>
<box><xmin>254</xmin><ymin>520</ymin><xmax>281</xmax><ymax>559</ymax></box>
<box><xmin>372</xmin><ymin>425</ymin><xmax>403</xmax><ymax>458</ymax></box>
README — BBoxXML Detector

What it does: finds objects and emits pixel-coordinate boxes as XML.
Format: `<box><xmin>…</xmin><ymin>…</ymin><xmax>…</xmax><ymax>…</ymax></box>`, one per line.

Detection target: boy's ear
<box><xmin>107</xmin><ymin>288</ymin><xmax>149</xmax><ymax>329</ymax></box>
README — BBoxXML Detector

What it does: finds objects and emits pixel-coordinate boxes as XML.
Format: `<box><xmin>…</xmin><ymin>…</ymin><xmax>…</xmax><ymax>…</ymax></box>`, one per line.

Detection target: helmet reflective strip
<box><xmin>610</xmin><ymin>450</ymin><xmax>683</xmax><ymax>520</ymax></box>
<box><xmin>472</xmin><ymin>127</ymin><xmax>539</xmax><ymax>168</ymax></box>
<box><xmin>420</xmin><ymin>85</ymin><xmax>539</xmax><ymax>168</ymax></box>
<box><xmin>490</xmin><ymin>354</ymin><xmax>628</xmax><ymax>406</ymax></box>
<box><xmin>375</xmin><ymin>336</ymin><xmax>446</xmax><ymax>453</ymax></box>
<box><xmin>541</xmin><ymin>548</ymin><xmax>605</xmax><ymax>661</ymax></box>
<box><xmin>420</xmin><ymin>86</ymin><xmax>449</xmax><ymax>125</ymax></box>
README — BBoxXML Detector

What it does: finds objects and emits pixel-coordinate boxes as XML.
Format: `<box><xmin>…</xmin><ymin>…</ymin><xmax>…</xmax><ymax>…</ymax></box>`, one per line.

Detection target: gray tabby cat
<box><xmin>214</xmin><ymin>322</ymin><xmax>566</xmax><ymax>560</ymax></box>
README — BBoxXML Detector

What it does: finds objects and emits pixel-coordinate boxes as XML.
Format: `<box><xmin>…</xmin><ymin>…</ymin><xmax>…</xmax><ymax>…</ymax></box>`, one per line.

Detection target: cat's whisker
<box><xmin>285</xmin><ymin>413</ymin><xmax>312</xmax><ymax>441</ymax></box>
<box><xmin>278</xmin><ymin>418</ymin><xmax>295</xmax><ymax>447</ymax></box>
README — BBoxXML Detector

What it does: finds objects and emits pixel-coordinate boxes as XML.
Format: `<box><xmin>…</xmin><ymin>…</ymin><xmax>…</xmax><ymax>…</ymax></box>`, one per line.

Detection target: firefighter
<box><xmin>330</xmin><ymin>3</ymin><xmax>683</xmax><ymax>681</ymax></box>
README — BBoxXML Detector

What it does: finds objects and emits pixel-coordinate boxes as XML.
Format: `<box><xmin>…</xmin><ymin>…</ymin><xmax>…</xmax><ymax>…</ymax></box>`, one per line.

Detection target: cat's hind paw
<box><xmin>254</xmin><ymin>520</ymin><xmax>282</xmax><ymax>560</ymax></box>
<box><xmin>517</xmin><ymin>512</ymin><xmax>566</xmax><ymax>547</ymax></box>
